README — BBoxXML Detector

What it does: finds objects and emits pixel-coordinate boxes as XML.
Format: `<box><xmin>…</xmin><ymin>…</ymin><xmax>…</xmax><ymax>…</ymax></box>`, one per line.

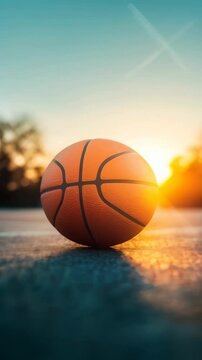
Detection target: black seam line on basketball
<box><xmin>53</xmin><ymin>159</ymin><xmax>66</xmax><ymax>183</ymax></box>
<box><xmin>40</xmin><ymin>179</ymin><xmax>157</xmax><ymax>195</ymax></box>
<box><xmin>78</xmin><ymin>140</ymin><xmax>96</xmax><ymax>245</ymax></box>
<box><xmin>96</xmin><ymin>150</ymin><xmax>146</xmax><ymax>228</ymax></box>
<box><xmin>96</xmin><ymin>184</ymin><xmax>146</xmax><ymax>228</ymax></box>
<box><xmin>96</xmin><ymin>150</ymin><xmax>133</xmax><ymax>181</ymax></box>
<box><xmin>52</xmin><ymin>160</ymin><xmax>67</xmax><ymax>226</ymax></box>
<box><xmin>53</xmin><ymin>188</ymin><xmax>66</xmax><ymax>226</ymax></box>
<box><xmin>100</xmin><ymin>179</ymin><xmax>157</xmax><ymax>187</ymax></box>
<box><xmin>41</xmin><ymin>185</ymin><xmax>64</xmax><ymax>195</ymax></box>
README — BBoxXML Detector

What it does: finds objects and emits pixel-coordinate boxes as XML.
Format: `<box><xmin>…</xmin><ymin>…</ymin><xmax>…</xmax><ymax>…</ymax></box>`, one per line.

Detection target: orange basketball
<box><xmin>41</xmin><ymin>139</ymin><xmax>158</xmax><ymax>247</ymax></box>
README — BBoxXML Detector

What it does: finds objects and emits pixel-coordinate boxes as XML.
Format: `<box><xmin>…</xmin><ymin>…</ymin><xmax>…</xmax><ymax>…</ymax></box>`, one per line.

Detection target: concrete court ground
<box><xmin>0</xmin><ymin>208</ymin><xmax>202</xmax><ymax>360</ymax></box>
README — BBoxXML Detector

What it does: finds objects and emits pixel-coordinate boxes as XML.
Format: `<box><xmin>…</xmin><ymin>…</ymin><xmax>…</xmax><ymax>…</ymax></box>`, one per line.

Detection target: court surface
<box><xmin>0</xmin><ymin>208</ymin><xmax>202</xmax><ymax>360</ymax></box>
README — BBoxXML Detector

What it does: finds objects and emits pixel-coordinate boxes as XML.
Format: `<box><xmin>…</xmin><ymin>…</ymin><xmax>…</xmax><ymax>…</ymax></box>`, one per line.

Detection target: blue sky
<box><xmin>0</xmin><ymin>0</ymin><xmax>202</xmax><ymax>180</ymax></box>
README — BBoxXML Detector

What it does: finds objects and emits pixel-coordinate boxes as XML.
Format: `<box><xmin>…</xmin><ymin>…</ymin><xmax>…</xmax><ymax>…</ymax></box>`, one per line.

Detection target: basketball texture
<box><xmin>41</xmin><ymin>139</ymin><xmax>158</xmax><ymax>247</ymax></box>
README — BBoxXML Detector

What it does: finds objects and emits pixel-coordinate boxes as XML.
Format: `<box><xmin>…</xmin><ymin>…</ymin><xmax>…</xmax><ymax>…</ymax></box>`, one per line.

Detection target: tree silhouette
<box><xmin>0</xmin><ymin>116</ymin><xmax>45</xmax><ymax>207</ymax></box>
<box><xmin>160</xmin><ymin>135</ymin><xmax>202</xmax><ymax>207</ymax></box>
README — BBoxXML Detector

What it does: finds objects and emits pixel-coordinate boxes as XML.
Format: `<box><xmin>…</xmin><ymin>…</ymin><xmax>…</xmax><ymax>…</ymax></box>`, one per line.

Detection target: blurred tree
<box><xmin>0</xmin><ymin>116</ymin><xmax>45</xmax><ymax>207</ymax></box>
<box><xmin>160</xmin><ymin>135</ymin><xmax>202</xmax><ymax>207</ymax></box>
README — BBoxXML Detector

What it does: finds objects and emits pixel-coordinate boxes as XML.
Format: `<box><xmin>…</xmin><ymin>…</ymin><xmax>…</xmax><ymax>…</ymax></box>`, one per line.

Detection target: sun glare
<box><xmin>145</xmin><ymin>152</ymin><xmax>171</xmax><ymax>184</ymax></box>
<box><xmin>133</xmin><ymin>143</ymin><xmax>172</xmax><ymax>184</ymax></box>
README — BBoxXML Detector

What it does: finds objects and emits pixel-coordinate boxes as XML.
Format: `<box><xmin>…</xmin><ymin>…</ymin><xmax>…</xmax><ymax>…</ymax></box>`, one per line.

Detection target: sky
<box><xmin>0</xmin><ymin>0</ymin><xmax>202</xmax><ymax>182</ymax></box>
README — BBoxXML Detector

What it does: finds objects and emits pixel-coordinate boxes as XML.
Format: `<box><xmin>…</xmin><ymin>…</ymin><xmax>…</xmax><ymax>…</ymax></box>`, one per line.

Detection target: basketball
<box><xmin>41</xmin><ymin>139</ymin><xmax>158</xmax><ymax>247</ymax></box>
